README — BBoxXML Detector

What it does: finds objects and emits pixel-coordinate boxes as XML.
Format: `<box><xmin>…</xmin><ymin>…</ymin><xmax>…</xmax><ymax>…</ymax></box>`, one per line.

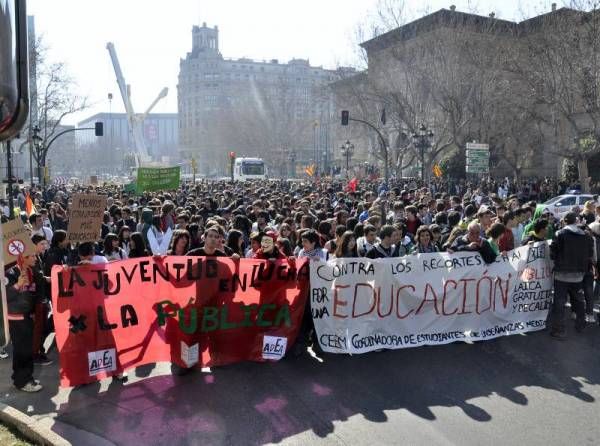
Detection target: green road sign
<box><xmin>466</xmin><ymin>151</ymin><xmax>489</xmax><ymax>159</ymax></box>
<box><xmin>466</xmin><ymin>158</ymin><xmax>489</xmax><ymax>165</ymax></box>
<box><xmin>466</xmin><ymin>143</ymin><xmax>489</xmax><ymax>151</ymax></box>
<box><xmin>466</xmin><ymin>166</ymin><xmax>489</xmax><ymax>173</ymax></box>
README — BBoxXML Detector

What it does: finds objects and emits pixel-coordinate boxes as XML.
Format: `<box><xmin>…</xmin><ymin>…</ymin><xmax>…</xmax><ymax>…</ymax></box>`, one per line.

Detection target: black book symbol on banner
<box><xmin>69</xmin><ymin>315</ymin><xmax>87</xmax><ymax>333</ymax></box>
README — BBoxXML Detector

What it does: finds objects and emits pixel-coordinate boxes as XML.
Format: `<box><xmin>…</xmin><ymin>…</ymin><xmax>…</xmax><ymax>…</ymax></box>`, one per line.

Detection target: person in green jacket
<box><xmin>522</xmin><ymin>205</ymin><xmax>554</xmax><ymax>242</ymax></box>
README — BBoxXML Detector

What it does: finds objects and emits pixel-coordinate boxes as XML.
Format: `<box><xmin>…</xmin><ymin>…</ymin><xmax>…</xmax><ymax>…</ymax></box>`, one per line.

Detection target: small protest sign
<box><xmin>67</xmin><ymin>194</ymin><xmax>107</xmax><ymax>243</ymax></box>
<box><xmin>1</xmin><ymin>219</ymin><xmax>36</xmax><ymax>264</ymax></box>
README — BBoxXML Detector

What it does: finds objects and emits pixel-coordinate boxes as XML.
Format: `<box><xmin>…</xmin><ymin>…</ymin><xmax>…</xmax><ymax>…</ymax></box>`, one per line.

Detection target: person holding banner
<box><xmin>187</xmin><ymin>226</ymin><xmax>227</xmax><ymax>257</ymax></box>
<box><xmin>366</xmin><ymin>225</ymin><xmax>398</xmax><ymax>259</ymax></box>
<box><xmin>127</xmin><ymin>232</ymin><xmax>150</xmax><ymax>258</ymax></box>
<box><xmin>297</xmin><ymin>230</ymin><xmax>328</xmax><ymax>261</ymax></box>
<box><xmin>30</xmin><ymin>235</ymin><xmax>53</xmax><ymax>366</ymax></box>
<box><xmin>333</xmin><ymin>231</ymin><xmax>358</xmax><ymax>258</ymax></box>
<box><xmin>6</xmin><ymin>255</ymin><xmax>42</xmax><ymax>392</ymax></box>
<box><xmin>549</xmin><ymin>212</ymin><xmax>593</xmax><ymax>339</ymax></box>
<box><xmin>252</xmin><ymin>232</ymin><xmax>286</xmax><ymax>260</ymax></box>
<box><xmin>411</xmin><ymin>226</ymin><xmax>439</xmax><ymax>254</ymax></box>
<box><xmin>167</xmin><ymin>229</ymin><xmax>191</xmax><ymax>256</ymax></box>
<box><xmin>448</xmin><ymin>221</ymin><xmax>497</xmax><ymax>264</ymax></box>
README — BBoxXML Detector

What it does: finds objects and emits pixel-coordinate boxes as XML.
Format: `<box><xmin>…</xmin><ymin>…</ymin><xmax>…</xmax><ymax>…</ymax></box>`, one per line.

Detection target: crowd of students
<box><xmin>2</xmin><ymin>177</ymin><xmax>599</xmax><ymax>392</ymax></box>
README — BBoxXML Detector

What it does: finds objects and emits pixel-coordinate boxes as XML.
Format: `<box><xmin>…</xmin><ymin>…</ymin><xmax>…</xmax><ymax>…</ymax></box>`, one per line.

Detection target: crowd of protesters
<box><xmin>2</xmin><ymin>175</ymin><xmax>599</xmax><ymax>392</ymax></box>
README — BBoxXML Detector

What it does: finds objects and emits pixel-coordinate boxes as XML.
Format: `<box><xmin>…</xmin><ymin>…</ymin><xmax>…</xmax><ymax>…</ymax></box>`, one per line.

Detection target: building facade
<box><xmin>76</xmin><ymin>112</ymin><xmax>179</xmax><ymax>175</ymax></box>
<box><xmin>332</xmin><ymin>5</ymin><xmax>585</xmax><ymax>180</ymax></box>
<box><xmin>177</xmin><ymin>23</ymin><xmax>338</xmax><ymax>176</ymax></box>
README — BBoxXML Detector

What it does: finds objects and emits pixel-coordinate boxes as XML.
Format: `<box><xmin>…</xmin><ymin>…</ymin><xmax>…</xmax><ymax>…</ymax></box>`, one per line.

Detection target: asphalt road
<box><xmin>0</xmin><ymin>323</ymin><xmax>599</xmax><ymax>445</ymax></box>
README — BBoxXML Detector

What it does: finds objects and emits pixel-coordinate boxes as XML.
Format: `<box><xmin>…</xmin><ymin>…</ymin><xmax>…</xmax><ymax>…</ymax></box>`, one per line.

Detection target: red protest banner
<box><xmin>51</xmin><ymin>257</ymin><xmax>309</xmax><ymax>387</ymax></box>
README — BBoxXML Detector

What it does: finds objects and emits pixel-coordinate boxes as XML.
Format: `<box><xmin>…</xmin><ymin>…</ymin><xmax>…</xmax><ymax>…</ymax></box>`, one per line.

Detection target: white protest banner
<box><xmin>310</xmin><ymin>243</ymin><xmax>552</xmax><ymax>354</ymax></box>
<box><xmin>67</xmin><ymin>194</ymin><xmax>107</xmax><ymax>243</ymax></box>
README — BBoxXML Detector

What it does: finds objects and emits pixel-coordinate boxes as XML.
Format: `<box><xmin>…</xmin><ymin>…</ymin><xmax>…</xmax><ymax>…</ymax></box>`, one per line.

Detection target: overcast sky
<box><xmin>27</xmin><ymin>0</ymin><xmax>552</xmax><ymax>125</ymax></box>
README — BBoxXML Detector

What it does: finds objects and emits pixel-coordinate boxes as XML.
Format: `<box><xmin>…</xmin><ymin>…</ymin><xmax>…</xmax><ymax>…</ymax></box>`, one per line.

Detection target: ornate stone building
<box><xmin>178</xmin><ymin>23</ymin><xmax>338</xmax><ymax>176</ymax></box>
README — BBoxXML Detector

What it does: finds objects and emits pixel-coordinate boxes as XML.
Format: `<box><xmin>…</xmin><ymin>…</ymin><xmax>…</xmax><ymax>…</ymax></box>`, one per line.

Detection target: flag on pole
<box><xmin>432</xmin><ymin>164</ymin><xmax>443</xmax><ymax>178</ymax></box>
<box><xmin>305</xmin><ymin>165</ymin><xmax>315</xmax><ymax>177</ymax></box>
<box><xmin>25</xmin><ymin>192</ymin><xmax>36</xmax><ymax>216</ymax></box>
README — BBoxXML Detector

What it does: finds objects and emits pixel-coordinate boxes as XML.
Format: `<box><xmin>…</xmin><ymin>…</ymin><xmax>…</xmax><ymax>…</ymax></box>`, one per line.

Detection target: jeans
<box><xmin>552</xmin><ymin>280</ymin><xmax>585</xmax><ymax>332</ymax></box>
<box><xmin>582</xmin><ymin>272</ymin><xmax>596</xmax><ymax>315</ymax></box>
<box><xmin>8</xmin><ymin>317</ymin><xmax>34</xmax><ymax>388</ymax></box>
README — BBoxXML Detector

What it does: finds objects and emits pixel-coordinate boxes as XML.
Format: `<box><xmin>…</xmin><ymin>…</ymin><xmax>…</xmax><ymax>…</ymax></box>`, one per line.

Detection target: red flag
<box><xmin>346</xmin><ymin>178</ymin><xmax>358</xmax><ymax>192</ymax></box>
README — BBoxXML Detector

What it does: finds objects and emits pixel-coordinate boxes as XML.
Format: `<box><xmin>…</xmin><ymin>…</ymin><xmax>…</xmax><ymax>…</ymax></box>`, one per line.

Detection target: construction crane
<box><xmin>106</xmin><ymin>42</ymin><xmax>168</xmax><ymax>167</ymax></box>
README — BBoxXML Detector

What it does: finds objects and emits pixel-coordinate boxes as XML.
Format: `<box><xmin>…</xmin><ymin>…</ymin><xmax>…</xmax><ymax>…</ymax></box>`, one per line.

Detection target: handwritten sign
<box><xmin>1</xmin><ymin>219</ymin><xmax>36</xmax><ymax>263</ymax></box>
<box><xmin>67</xmin><ymin>194</ymin><xmax>107</xmax><ymax>243</ymax></box>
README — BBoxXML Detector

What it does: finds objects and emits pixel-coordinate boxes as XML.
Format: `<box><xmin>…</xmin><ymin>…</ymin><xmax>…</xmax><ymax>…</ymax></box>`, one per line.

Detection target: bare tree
<box><xmin>509</xmin><ymin>2</ymin><xmax>600</xmax><ymax>190</ymax></box>
<box><xmin>28</xmin><ymin>37</ymin><xmax>89</xmax><ymax>184</ymax></box>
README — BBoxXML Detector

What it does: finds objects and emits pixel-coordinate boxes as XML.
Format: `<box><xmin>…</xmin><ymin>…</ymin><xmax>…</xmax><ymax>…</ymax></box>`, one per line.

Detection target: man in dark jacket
<box><xmin>448</xmin><ymin>221</ymin><xmax>497</xmax><ymax>264</ymax></box>
<box><xmin>549</xmin><ymin>212</ymin><xmax>594</xmax><ymax>339</ymax></box>
<box><xmin>6</xmin><ymin>255</ymin><xmax>43</xmax><ymax>392</ymax></box>
<box><xmin>366</xmin><ymin>225</ymin><xmax>398</xmax><ymax>259</ymax></box>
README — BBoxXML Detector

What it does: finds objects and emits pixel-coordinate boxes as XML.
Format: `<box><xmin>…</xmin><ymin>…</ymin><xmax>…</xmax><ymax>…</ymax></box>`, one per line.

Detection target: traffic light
<box><xmin>341</xmin><ymin>110</ymin><xmax>349</xmax><ymax>126</ymax></box>
<box><xmin>95</xmin><ymin>122</ymin><xmax>104</xmax><ymax>136</ymax></box>
<box><xmin>229</xmin><ymin>151</ymin><xmax>236</xmax><ymax>159</ymax></box>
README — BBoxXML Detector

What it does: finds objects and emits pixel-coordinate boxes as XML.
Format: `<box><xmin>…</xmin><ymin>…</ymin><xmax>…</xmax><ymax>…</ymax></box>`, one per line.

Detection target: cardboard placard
<box><xmin>67</xmin><ymin>194</ymin><xmax>107</xmax><ymax>243</ymax></box>
<box><xmin>1</xmin><ymin>219</ymin><xmax>36</xmax><ymax>264</ymax></box>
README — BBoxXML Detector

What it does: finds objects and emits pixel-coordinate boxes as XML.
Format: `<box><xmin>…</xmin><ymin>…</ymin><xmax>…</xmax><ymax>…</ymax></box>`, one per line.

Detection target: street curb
<box><xmin>0</xmin><ymin>401</ymin><xmax>71</xmax><ymax>446</ymax></box>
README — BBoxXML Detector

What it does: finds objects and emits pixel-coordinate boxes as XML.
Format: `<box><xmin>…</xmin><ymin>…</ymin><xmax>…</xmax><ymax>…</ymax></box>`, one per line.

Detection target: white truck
<box><xmin>233</xmin><ymin>158</ymin><xmax>266</xmax><ymax>181</ymax></box>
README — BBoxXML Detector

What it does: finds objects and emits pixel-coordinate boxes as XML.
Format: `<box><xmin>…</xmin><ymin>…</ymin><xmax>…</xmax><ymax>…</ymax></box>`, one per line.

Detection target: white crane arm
<box><xmin>106</xmin><ymin>42</ymin><xmax>135</xmax><ymax>118</ymax></box>
<box><xmin>139</xmin><ymin>87</ymin><xmax>168</xmax><ymax>122</ymax></box>
<box><xmin>106</xmin><ymin>42</ymin><xmax>150</xmax><ymax>165</ymax></box>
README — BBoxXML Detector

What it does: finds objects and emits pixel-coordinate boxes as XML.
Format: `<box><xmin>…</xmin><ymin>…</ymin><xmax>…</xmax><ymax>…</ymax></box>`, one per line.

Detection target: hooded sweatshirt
<box><xmin>522</xmin><ymin>205</ymin><xmax>555</xmax><ymax>242</ymax></box>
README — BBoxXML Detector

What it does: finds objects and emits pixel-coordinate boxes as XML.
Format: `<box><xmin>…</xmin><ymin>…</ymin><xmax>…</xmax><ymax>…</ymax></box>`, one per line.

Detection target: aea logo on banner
<box><xmin>88</xmin><ymin>349</ymin><xmax>117</xmax><ymax>376</ymax></box>
<box><xmin>181</xmin><ymin>342</ymin><xmax>199</xmax><ymax>368</ymax></box>
<box><xmin>262</xmin><ymin>336</ymin><xmax>287</xmax><ymax>360</ymax></box>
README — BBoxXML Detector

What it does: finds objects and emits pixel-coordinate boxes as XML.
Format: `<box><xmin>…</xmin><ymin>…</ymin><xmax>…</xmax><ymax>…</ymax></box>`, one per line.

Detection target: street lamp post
<box><xmin>4</xmin><ymin>140</ymin><xmax>15</xmax><ymax>219</ymax></box>
<box><xmin>412</xmin><ymin>124</ymin><xmax>434</xmax><ymax>182</ymax></box>
<box><xmin>340</xmin><ymin>140</ymin><xmax>354</xmax><ymax>178</ymax></box>
<box><xmin>287</xmin><ymin>149</ymin><xmax>296</xmax><ymax>178</ymax></box>
<box><xmin>313</xmin><ymin>121</ymin><xmax>319</xmax><ymax>175</ymax></box>
<box><xmin>31</xmin><ymin>125</ymin><xmax>42</xmax><ymax>185</ymax></box>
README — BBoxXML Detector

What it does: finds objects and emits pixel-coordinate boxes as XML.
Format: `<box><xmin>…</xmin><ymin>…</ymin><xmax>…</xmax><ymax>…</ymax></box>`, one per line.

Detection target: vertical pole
<box><xmin>313</xmin><ymin>124</ymin><xmax>317</xmax><ymax>175</ymax></box>
<box><xmin>346</xmin><ymin>152</ymin><xmax>349</xmax><ymax>178</ymax></box>
<box><xmin>383</xmin><ymin>139</ymin><xmax>389</xmax><ymax>185</ymax></box>
<box><xmin>29</xmin><ymin>142</ymin><xmax>34</xmax><ymax>186</ymax></box>
<box><xmin>6</xmin><ymin>141</ymin><xmax>14</xmax><ymax>220</ymax></box>
<box><xmin>420</xmin><ymin>142</ymin><xmax>425</xmax><ymax>182</ymax></box>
